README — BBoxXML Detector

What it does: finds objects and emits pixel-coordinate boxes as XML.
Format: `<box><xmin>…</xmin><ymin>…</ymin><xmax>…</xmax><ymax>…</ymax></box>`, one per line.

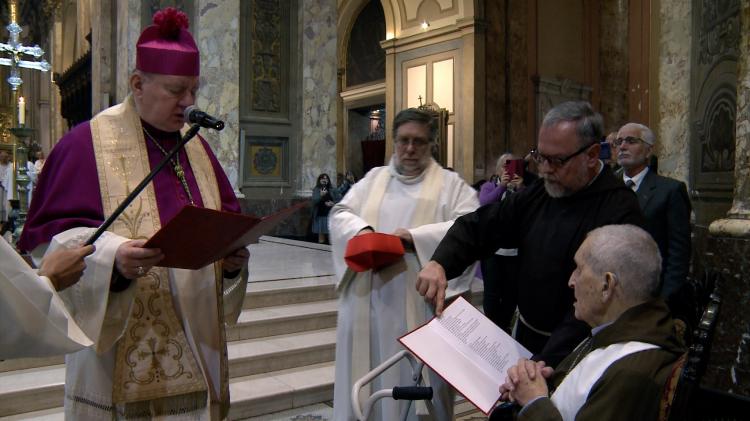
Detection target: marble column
<box><xmin>91</xmin><ymin>0</ymin><xmax>113</xmax><ymax>114</ymax></box>
<box><xmin>195</xmin><ymin>0</ymin><xmax>241</xmax><ymax>190</ymax></box>
<box><xmin>114</xmin><ymin>0</ymin><xmax>141</xmax><ymax>103</ymax></box>
<box><xmin>653</xmin><ymin>0</ymin><xmax>691</xmax><ymax>183</ymax></box>
<box><xmin>599</xmin><ymin>0</ymin><xmax>628</xmax><ymax>132</ymax></box>
<box><xmin>702</xmin><ymin>0</ymin><xmax>750</xmax><ymax>397</ymax></box>
<box><xmin>299</xmin><ymin>0</ymin><xmax>338</xmax><ymax>192</ymax></box>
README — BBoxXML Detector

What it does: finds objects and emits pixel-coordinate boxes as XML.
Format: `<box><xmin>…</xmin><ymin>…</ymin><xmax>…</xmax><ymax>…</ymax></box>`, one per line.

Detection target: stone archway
<box><xmin>336</xmin><ymin>1</ymin><xmax>395</xmax><ymax>178</ymax></box>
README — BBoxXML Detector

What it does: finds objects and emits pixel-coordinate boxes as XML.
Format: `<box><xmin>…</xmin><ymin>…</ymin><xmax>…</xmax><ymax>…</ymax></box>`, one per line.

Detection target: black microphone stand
<box><xmin>84</xmin><ymin>123</ymin><xmax>202</xmax><ymax>246</ymax></box>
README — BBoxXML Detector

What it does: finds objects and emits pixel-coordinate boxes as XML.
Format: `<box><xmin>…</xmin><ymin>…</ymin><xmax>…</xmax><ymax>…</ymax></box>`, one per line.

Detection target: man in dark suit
<box><xmin>615</xmin><ymin>123</ymin><xmax>691</xmax><ymax>300</ymax></box>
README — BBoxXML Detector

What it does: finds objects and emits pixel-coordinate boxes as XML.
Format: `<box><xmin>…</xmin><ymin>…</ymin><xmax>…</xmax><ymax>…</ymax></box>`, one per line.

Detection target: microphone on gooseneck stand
<box><xmin>84</xmin><ymin>123</ymin><xmax>203</xmax><ymax>246</ymax></box>
<box><xmin>85</xmin><ymin>107</ymin><xmax>226</xmax><ymax>246</ymax></box>
<box><xmin>184</xmin><ymin>106</ymin><xmax>225</xmax><ymax>131</ymax></box>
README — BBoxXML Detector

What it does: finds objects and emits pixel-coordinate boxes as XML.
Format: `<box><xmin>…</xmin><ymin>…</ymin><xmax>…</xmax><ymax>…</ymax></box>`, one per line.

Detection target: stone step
<box><xmin>455</xmin><ymin>395</ymin><xmax>487</xmax><ymax>420</ymax></box>
<box><xmin>0</xmin><ymin>327</ymin><xmax>338</xmax><ymax>417</ymax></box>
<box><xmin>0</xmin><ymin>363</ymin><xmax>487</xmax><ymax>421</ymax></box>
<box><xmin>0</xmin><ymin>407</ymin><xmax>63</xmax><ymax>420</ymax></box>
<box><xmin>228</xmin><ymin>299</ymin><xmax>338</xmax><ymax>341</ymax></box>
<box><xmin>0</xmin><ymin>362</ymin><xmax>337</xmax><ymax>420</ymax></box>
<box><xmin>0</xmin><ymin>356</ymin><xmax>62</xmax><ymax>374</ymax></box>
<box><xmin>228</xmin><ymin>328</ymin><xmax>336</xmax><ymax>377</ymax></box>
<box><xmin>228</xmin><ymin>362</ymin><xmax>335</xmax><ymax>420</ymax></box>
<box><xmin>0</xmin><ymin>299</ymin><xmax>340</xmax><ymax>374</ymax></box>
<box><xmin>243</xmin><ymin>275</ymin><xmax>337</xmax><ymax>309</ymax></box>
<box><xmin>0</xmin><ymin>277</ymin><xmax>339</xmax><ymax>374</ymax></box>
<box><xmin>0</xmin><ymin>365</ymin><xmax>64</xmax><ymax>416</ymax></box>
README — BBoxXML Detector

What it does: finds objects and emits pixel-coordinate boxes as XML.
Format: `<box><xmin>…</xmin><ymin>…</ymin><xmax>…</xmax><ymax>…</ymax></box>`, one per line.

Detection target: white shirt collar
<box><xmin>623</xmin><ymin>166</ymin><xmax>649</xmax><ymax>191</ymax></box>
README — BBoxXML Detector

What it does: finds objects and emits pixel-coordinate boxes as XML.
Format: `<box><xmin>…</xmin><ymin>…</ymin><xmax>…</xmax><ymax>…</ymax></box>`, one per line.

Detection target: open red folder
<box><xmin>144</xmin><ymin>201</ymin><xmax>307</xmax><ymax>270</ymax></box>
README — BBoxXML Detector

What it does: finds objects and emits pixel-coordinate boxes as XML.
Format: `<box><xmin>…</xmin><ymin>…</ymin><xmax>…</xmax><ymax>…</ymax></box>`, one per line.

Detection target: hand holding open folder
<box><xmin>143</xmin><ymin>201</ymin><xmax>307</xmax><ymax>270</ymax></box>
<box><xmin>399</xmin><ymin>296</ymin><xmax>531</xmax><ymax>415</ymax></box>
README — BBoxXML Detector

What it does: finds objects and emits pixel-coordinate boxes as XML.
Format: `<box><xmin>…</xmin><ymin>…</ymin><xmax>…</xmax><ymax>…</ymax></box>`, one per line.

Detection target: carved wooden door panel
<box><xmin>689</xmin><ymin>0</ymin><xmax>740</xmax><ymax>224</ymax></box>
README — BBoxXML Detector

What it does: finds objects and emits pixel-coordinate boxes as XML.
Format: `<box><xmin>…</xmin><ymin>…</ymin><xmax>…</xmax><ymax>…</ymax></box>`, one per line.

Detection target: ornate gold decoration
<box><xmin>0</xmin><ymin>107</ymin><xmax>12</xmax><ymax>144</ymax></box>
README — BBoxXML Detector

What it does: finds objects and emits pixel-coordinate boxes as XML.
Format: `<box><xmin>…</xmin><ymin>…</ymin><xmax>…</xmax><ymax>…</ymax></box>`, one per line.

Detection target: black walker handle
<box><xmin>392</xmin><ymin>386</ymin><xmax>433</xmax><ymax>401</ymax></box>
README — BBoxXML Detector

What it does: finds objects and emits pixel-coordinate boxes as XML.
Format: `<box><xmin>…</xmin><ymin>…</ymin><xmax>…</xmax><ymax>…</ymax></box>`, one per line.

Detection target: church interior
<box><xmin>0</xmin><ymin>0</ymin><xmax>750</xmax><ymax>419</ymax></box>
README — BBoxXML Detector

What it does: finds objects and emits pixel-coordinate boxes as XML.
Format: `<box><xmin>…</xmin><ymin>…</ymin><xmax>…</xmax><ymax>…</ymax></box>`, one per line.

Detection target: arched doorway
<box><xmin>338</xmin><ymin>0</ymin><xmax>388</xmax><ymax>180</ymax></box>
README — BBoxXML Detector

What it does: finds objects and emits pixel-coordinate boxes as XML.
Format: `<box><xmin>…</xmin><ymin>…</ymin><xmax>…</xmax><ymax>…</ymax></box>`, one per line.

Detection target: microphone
<box><xmin>184</xmin><ymin>105</ymin><xmax>225</xmax><ymax>131</ymax></box>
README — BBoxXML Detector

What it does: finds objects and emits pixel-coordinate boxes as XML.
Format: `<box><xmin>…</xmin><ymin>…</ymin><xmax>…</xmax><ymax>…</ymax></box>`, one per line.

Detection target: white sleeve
<box><xmin>409</xmin><ymin>175</ymin><xmax>480</xmax><ymax>297</ymax></box>
<box><xmin>50</xmin><ymin>227</ymin><xmax>134</xmax><ymax>353</ymax></box>
<box><xmin>329</xmin><ymin>173</ymin><xmax>376</xmax><ymax>286</ymax></box>
<box><xmin>0</xmin><ymin>238</ymin><xmax>93</xmax><ymax>359</ymax></box>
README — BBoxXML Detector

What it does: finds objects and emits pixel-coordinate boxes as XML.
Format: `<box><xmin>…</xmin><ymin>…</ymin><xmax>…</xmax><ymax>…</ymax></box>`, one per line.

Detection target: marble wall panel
<box><xmin>654</xmin><ymin>0</ymin><xmax>691</xmax><ymax>183</ymax></box>
<box><xmin>508</xmin><ymin>0</ymin><xmax>530</xmax><ymax>154</ymax></box>
<box><xmin>484</xmin><ymin>0</ymin><xmax>506</xmax><ymax>175</ymax></box>
<box><xmin>300</xmin><ymin>0</ymin><xmax>338</xmax><ymax>193</ymax></box>
<box><xmin>115</xmin><ymin>1</ymin><xmax>141</xmax><ymax>103</ymax></box>
<box><xmin>196</xmin><ymin>0</ymin><xmax>241</xmax><ymax>190</ymax></box>
<box><xmin>599</xmin><ymin>0</ymin><xmax>628</xmax><ymax>133</ymax></box>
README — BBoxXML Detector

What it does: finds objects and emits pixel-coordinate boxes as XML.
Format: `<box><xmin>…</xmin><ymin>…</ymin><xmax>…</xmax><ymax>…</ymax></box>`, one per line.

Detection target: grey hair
<box><xmin>619</xmin><ymin>122</ymin><xmax>655</xmax><ymax>145</ymax></box>
<box><xmin>392</xmin><ymin>108</ymin><xmax>438</xmax><ymax>142</ymax></box>
<box><xmin>579</xmin><ymin>224</ymin><xmax>662</xmax><ymax>303</ymax></box>
<box><xmin>541</xmin><ymin>101</ymin><xmax>603</xmax><ymax>147</ymax></box>
<box><xmin>495</xmin><ymin>153</ymin><xmax>516</xmax><ymax>172</ymax></box>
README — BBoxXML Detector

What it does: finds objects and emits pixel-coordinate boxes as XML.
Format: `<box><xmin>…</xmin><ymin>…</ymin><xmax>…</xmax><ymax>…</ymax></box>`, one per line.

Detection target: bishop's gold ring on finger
<box><xmin>136</xmin><ymin>266</ymin><xmax>146</xmax><ymax>276</ymax></box>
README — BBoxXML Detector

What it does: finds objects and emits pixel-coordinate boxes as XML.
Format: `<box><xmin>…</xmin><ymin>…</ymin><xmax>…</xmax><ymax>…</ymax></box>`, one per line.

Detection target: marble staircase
<box><xmin>0</xmin><ymin>237</ymin><xmax>485</xmax><ymax>420</ymax></box>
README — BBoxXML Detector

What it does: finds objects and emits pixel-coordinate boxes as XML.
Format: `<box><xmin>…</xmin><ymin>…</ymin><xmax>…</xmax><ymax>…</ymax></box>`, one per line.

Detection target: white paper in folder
<box><xmin>399</xmin><ymin>296</ymin><xmax>531</xmax><ymax>414</ymax></box>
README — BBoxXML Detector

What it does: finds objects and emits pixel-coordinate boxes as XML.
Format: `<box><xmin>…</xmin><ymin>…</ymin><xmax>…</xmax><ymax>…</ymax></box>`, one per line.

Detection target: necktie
<box><xmin>625</xmin><ymin>179</ymin><xmax>636</xmax><ymax>190</ymax></box>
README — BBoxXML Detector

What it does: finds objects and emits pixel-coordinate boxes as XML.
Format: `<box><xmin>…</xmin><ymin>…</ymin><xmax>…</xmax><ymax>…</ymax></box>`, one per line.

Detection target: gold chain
<box><xmin>142</xmin><ymin>127</ymin><xmax>195</xmax><ymax>205</ymax></box>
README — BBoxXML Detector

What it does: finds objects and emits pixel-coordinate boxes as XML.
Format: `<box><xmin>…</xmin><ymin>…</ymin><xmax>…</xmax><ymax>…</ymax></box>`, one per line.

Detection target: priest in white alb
<box><xmin>330</xmin><ymin>108</ymin><xmax>479</xmax><ymax>421</ymax></box>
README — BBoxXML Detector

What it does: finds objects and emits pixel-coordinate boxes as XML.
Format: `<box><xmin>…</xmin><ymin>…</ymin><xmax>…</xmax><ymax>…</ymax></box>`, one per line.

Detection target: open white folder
<box><xmin>399</xmin><ymin>296</ymin><xmax>531</xmax><ymax>414</ymax></box>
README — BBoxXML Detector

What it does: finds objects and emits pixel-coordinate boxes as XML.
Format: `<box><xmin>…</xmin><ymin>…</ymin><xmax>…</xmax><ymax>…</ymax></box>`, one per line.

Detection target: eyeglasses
<box><xmin>530</xmin><ymin>142</ymin><xmax>595</xmax><ymax>168</ymax></box>
<box><xmin>395</xmin><ymin>137</ymin><xmax>431</xmax><ymax>148</ymax></box>
<box><xmin>613</xmin><ymin>136</ymin><xmax>644</xmax><ymax>147</ymax></box>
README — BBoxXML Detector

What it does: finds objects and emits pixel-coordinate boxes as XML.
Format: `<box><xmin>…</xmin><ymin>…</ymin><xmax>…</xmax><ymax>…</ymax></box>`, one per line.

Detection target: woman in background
<box><xmin>336</xmin><ymin>170</ymin><xmax>357</xmax><ymax>198</ymax></box>
<box><xmin>478</xmin><ymin>153</ymin><xmax>525</xmax><ymax>332</ymax></box>
<box><xmin>312</xmin><ymin>173</ymin><xmax>340</xmax><ymax>244</ymax></box>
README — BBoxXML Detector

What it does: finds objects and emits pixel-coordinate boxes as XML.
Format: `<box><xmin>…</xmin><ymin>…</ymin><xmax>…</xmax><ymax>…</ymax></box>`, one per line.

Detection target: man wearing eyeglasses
<box><xmin>416</xmin><ymin>101</ymin><xmax>644</xmax><ymax>368</ymax></box>
<box><xmin>330</xmin><ymin>108</ymin><xmax>479</xmax><ymax>421</ymax></box>
<box><xmin>615</xmin><ymin>123</ymin><xmax>691</xmax><ymax>302</ymax></box>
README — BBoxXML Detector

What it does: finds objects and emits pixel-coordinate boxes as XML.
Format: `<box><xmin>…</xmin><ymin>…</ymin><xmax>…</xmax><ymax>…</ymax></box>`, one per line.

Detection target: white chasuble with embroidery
<box><xmin>44</xmin><ymin>96</ymin><xmax>239</xmax><ymax>420</ymax></box>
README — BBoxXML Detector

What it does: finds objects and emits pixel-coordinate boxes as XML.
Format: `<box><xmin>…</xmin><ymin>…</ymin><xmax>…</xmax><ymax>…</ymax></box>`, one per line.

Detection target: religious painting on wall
<box><xmin>240</xmin><ymin>135</ymin><xmax>289</xmax><ymax>186</ymax></box>
<box><xmin>238</xmin><ymin>0</ymin><xmax>298</xmax><ymax>193</ymax></box>
<box><xmin>243</xmin><ymin>0</ymin><xmax>290</xmax><ymax>118</ymax></box>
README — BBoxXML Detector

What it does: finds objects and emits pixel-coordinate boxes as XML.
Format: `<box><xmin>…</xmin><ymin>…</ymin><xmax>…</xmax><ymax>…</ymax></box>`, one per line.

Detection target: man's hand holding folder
<box><xmin>140</xmin><ymin>201</ymin><xmax>306</xmax><ymax>270</ymax></box>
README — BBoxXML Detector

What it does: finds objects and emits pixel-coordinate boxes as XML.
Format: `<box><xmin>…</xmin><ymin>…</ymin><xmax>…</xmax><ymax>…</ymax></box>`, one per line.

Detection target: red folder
<box><xmin>344</xmin><ymin>232</ymin><xmax>405</xmax><ymax>272</ymax></box>
<box><xmin>144</xmin><ymin>201</ymin><xmax>307</xmax><ymax>270</ymax></box>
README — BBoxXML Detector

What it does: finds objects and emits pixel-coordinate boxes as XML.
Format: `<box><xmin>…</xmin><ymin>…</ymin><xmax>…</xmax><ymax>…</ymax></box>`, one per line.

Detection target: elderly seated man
<box><xmin>500</xmin><ymin>224</ymin><xmax>686</xmax><ymax>421</ymax></box>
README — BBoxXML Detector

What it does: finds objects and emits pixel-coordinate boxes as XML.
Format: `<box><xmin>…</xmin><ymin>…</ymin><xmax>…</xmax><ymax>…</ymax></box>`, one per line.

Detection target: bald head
<box><xmin>580</xmin><ymin>225</ymin><xmax>661</xmax><ymax>303</ymax></box>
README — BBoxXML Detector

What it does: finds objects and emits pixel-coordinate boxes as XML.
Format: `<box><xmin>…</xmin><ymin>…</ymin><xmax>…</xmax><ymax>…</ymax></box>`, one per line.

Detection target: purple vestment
<box><xmin>18</xmin><ymin>120</ymin><xmax>239</xmax><ymax>252</ymax></box>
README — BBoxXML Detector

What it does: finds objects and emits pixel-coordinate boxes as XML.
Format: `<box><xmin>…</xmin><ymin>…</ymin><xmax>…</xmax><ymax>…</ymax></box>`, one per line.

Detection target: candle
<box><xmin>18</xmin><ymin>96</ymin><xmax>25</xmax><ymax>126</ymax></box>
